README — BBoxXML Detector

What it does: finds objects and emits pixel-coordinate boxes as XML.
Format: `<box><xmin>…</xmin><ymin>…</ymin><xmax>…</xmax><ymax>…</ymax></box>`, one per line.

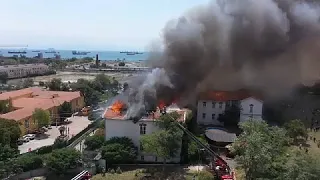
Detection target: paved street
<box><xmin>19</xmin><ymin>116</ymin><xmax>91</xmax><ymax>154</ymax></box>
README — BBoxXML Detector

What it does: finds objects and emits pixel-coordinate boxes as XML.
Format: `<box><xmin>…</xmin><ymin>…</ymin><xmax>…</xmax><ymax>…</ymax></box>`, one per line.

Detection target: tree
<box><xmin>0</xmin><ymin>72</ymin><xmax>8</xmax><ymax>83</ymax></box>
<box><xmin>0</xmin><ymin>119</ymin><xmax>21</xmax><ymax>148</ymax></box>
<box><xmin>141</xmin><ymin>112</ymin><xmax>183</xmax><ymax>165</ymax></box>
<box><xmin>58</xmin><ymin>102</ymin><xmax>72</xmax><ymax>122</ymax></box>
<box><xmin>47</xmin><ymin>78</ymin><xmax>62</xmax><ymax>91</ymax></box>
<box><xmin>32</xmin><ymin>108</ymin><xmax>50</xmax><ymax>129</ymax></box>
<box><xmin>53</xmin><ymin>137</ymin><xmax>68</xmax><ymax>149</ymax></box>
<box><xmin>46</xmin><ymin>148</ymin><xmax>81</xmax><ymax>174</ymax></box>
<box><xmin>188</xmin><ymin>136</ymin><xmax>208</xmax><ymax>163</ymax></box>
<box><xmin>84</xmin><ymin>135</ymin><xmax>105</xmax><ymax>150</ymax></box>
<box><xmin>231</xmin><ymin>120</ymin><xmax>289</xmax><ymax>180</ymax></box>
<box><xmin>94</xmin><ymin>74</ymin><xmax>111</xmax><ymax>90</ymax></box>
<box><xmin>218</xmin><ymin>105</ymin><xmax>240</xmax><ymax>127</ymax></box>
<box><xmin>22</xmin><ymin>78</ymin><xmax>34</xmax><ymax>88</ymax></box>
<box><xmin>0</xmin><ymin>144</ymin><xmax>18</xmax><ymax>161</ymax></box>
<box><xmin>118</xmin><ymin>62</ymin><xmax>125</xmax><ymax>66</ymax></box>
<box><xmin>15</xmin><ymin>154</ymin><xmax>43</xmax><ymax>172</ymax></box>
<box><xmin>101</xmin><ymin>137</ymin><xmax>137</xmax><ymax>165</ymax></box>
<box><xmin>0</xmin><ymin>99</ymin><xmax>12</xmax><ymax>114</ymax></box>
<box><xmin>284</xmin><ymin>119</ymin><xmax>308</xmax><ymax>143</ymax></box>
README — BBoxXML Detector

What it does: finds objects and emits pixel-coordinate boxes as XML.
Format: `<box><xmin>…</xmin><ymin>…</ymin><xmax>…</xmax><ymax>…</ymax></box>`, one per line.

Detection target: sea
<box><xmin>0</xmin><ymin>49</ymin><xmax>149</xmax><ymax>61</ymax></box>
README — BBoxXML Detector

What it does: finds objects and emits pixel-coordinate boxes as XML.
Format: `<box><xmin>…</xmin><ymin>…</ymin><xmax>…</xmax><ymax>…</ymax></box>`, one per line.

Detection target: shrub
<box><xmin>197</xmin><ymin>170</ymin><xmax>215</xmax><ymax>180</ymax></box>
<box><xmin>15</xmin><ymin>154</ymin><xmax>43</xmax><ymax>172</ymax></box>
<box><xmin>116</xmin><ymin>167</ymin><xmax>122</xmax><ymax>174</ymax></box>
<box><xmin>84</xmin><ymin>135</ymin><xmax>105</xmax><ymax>150</ymax></box>
<box><xmin>110</xmin><ymin>169</ymin><xmax>115</xmax><ymax>174</ymax></box>
<box><xmin>36</xmin><ymin>145</ymin><xmax>53</xmax><ymax>154</ymax></box>
<box><xmin>53</xmin><ymin>137</ymin><xmax>68</xmax><ymax>149</ymax></box>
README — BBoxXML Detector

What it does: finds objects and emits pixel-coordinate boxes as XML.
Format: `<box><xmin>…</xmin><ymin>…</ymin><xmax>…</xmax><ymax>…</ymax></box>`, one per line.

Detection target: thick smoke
<box><xmin>126</xmin><ymin>0</ymin><xmax>320</xmax><ymax>118</ymax></box>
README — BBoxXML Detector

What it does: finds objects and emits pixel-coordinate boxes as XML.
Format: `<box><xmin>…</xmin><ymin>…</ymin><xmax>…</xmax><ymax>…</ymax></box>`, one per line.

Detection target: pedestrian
<box><xmin>305</xmin><ymin>148</ymin><xmax>309</xmax><ymax>153</ymax></box>
<box><xmin>314</xmin><ymin>137</ymin><xmax>316</xmax><ymax>143</ymax></box>
<box><xmin>310</xmin><ymin>136</ymin><xmax>313</xmax><ymax>140</ymax></box>
<box><xmin>299</xmin><ymin>143</ymin><xmax>302</xmax><ymax>150</ymax></box>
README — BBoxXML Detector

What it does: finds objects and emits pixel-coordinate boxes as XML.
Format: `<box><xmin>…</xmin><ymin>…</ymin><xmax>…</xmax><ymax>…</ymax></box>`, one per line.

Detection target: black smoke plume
<box><xmin>125</xmin><ymin>0</ymin><xmax>320</xmax><ymax>119</ymax></box>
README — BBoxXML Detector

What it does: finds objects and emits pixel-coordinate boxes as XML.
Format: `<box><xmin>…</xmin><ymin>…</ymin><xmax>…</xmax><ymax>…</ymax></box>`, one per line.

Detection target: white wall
<box><xmin>196</xmin><ymin>100</ymin><xmax>227</xmax><ymax>125</ymax></box>
<box><xmin>105</xmin><ymin>119</ymin><xmax>180</xmax><ymax>163</ymax></box>
<box><xmin>240</xmin><ymin>97</ymin><xmax>263</xmax><ymax>122</ymax></box>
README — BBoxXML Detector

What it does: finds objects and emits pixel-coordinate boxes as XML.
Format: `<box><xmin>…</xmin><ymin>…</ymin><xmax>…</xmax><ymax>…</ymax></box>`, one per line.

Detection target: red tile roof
<box><xmin>198</xmin><ymin>90</ymin><xmax>263</xmax><ymax>101</ymax></box>
<box><xmin>0</xmin><ymin>87</ymin><xmax>82</xmax><ymax>121</ymax></box>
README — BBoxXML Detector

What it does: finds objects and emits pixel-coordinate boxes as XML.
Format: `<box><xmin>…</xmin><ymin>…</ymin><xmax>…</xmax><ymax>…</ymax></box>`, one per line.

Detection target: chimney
<box><xmin>95</xmin><ymin>54</ymin><xmax>99</xmax><ymax>66</ymax></box>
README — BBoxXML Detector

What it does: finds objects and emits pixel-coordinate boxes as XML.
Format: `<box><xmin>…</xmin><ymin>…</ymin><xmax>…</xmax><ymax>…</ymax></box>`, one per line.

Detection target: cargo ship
<box><xmin>8</xmin><ymin>50</ymin><xmax>27</xmax><ymax>54</ymax></box>
<box><xmin>72</xmin><ymin>51</ymin><xmax>90</xmax><ymax>55</ymax></box>
<box><xmin>45</xmin><ymin>48</ymin><xmax>57</xmax><ymax>53</ymax></box>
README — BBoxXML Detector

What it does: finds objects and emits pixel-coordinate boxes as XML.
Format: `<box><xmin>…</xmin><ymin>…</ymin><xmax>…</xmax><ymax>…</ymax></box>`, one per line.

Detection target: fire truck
<box><xmin>175</xmin><ymin>121</ymin><xmax>234</xmax><ymax>180</ymax></box>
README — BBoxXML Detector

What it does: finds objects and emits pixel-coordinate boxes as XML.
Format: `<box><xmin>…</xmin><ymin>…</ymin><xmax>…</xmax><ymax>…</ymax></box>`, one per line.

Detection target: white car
<box><xmin>25</xmin><ymin>134</ymin><xmax>35</xmax><ymax>140</ymax></box>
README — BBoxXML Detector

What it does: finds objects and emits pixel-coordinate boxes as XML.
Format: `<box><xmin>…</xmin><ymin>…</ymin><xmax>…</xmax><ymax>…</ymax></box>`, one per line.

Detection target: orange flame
<box><xmin>158</xmin><ymin>100</ymin><xmax>166</xmax><ymax>109</ymax></box>
<box><xmin>111</xmin><ymin>100</ymin><xmax>126</xmax><ymax>115</ymax></box>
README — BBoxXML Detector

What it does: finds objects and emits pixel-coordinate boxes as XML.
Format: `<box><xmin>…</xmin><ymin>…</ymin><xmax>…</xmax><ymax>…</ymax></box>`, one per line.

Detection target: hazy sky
<box><xmin>0</xmin><ymin>0</ymin><xmax>208</xmax><ymax>51</ymax></box>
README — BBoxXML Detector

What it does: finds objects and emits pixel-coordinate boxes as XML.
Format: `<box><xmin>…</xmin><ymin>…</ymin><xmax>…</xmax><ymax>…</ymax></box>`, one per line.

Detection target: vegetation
<box><xmin>284</xmin><ymin>119</ymin><xmax>308</xmax><ymax>144</ymax></box>
<box><xmin>231</xmin><ymin>120</ymin><xmax>320</xmax><ymax>180</ymax></box>
<box><xmin>22</xmin><ymin>78</ymin><xmax>34</xmax><ymax>88</ymax></box>
<box><xmin>52</xmin><ymin>137</ymin><xmax>68</xmax><ymax>149</ymax></box>
<box><xmin>218</xmin><ymin>105</ymin><xmax>240</xmax><ymax>127</ymax></box>
<box><xmin>46</xmin><ymin>148</ymin><xmax>81</xmax><ymax>174</ymax></box>
<box><xmin>47</xmin><ymin>78</ymin><xmax>63</xmax><ymax>91</ymax></box>
<box><xmin>118</xmin><ymin>62</ymin><xmax>125</xmax><ymax>66</ymax></box>
<box><xmin>101</xmin><ymin>137</ymin><xmax>138</xmax><ymax>165</ymax></box>
<box><xmin>141</xmin><ymin>112</ymin><xmax>183</xmax><ymax>165</ymax></box>
<box><xmin>187</xmin><ymin>136</ymin><xmax>208</xmax><ymax>163</ymax></box>
<box><xmin>32</xmin><ymin>108</ymin><xmax>51</xmax><ymax>129</ymax></box>
<box><xmin>0</xmin><ymin>118</ymin><xmax>21</xmax><ymax>148</ymax></box>
<box><xmin>14</xmin><ymin>154</ymin><xmax>43</xmax><ymax>172</ymax></box>
<box><xmin>84</xmin><ymin>135</ymin><xmax>105</xmax><ymax>150</ymax></box>
<box><xmin>0</xmin><ymin>72</ymin><xmax>8</xmax><ymax>83</ymax></box>
<box><xmin>58</xmin><ymin>102</ymin><xmax>72</xmax><ymax>122</ymax></box>
<box><xmin>0</xmin><ymin>99</ymin><xmax>12</xmax><ymax>114</ymax></box>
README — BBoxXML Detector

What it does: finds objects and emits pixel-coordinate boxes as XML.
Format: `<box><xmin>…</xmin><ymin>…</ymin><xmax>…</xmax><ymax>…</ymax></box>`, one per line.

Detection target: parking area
<box><xmin>19</xmin><ymin>116</ymin><xmax>92</xmax><ymax>154</ymax></box>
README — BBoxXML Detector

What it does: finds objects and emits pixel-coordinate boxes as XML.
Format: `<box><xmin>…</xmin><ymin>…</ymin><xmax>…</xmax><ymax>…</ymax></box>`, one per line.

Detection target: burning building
<box><xmin>103</xmin><ymin>99</ymin><xmax>189</xmax><ymax>162</ymax></box>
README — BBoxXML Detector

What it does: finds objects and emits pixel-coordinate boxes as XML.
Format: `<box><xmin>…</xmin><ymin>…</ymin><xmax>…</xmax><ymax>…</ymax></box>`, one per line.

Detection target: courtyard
<box><xmin>19</xmin><ymin>116</ymin><xmax>91</xmax><ymax>154</ymax></box>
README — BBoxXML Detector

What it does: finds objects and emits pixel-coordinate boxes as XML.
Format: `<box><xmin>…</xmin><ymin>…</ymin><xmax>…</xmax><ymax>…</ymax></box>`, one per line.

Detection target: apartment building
<box><xmin>104</xmin><ymin>103</ymin><xmax>189</xmax><ymax>163</ymax></box>
<box><xmin>0</xmin><ymin>64</ymin><xmax>50</xmax><ymax>79</ymax></box>
<box><xmin>0</xmin><ymin>87</ymin><xmax>85</xmax><ymax>135</ymax></box>
<box><xmin>197</xmin><ymin>90</ymin><xmax>263</xmax><ymax>125</ymax></box>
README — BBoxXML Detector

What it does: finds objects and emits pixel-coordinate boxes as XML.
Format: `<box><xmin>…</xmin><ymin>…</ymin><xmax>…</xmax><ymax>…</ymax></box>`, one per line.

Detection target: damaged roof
<box><xmin>198</xmin><ymin>89</ymin><xmax>263</xmax><ymax>102</ymax></box>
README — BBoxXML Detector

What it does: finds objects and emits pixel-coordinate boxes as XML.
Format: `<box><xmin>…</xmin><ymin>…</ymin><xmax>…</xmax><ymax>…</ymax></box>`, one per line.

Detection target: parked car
<box><xmin>25</xmin><ymin>134</ymin><xmax>35</xmax><ymax>140</ymax></box>
<box><xmin>41</xmin><ymin>127</ymin><xmax>48</xmax><ymax>132</ymax></box>
<box><xmin>17</xmin><ymin>139</ymin><xmax>24</xmax><ymax>145</ymax></box>
<box><xmin>47</xmin><ymin>125</ymin><xmax>52</xmax><ymax>129</ymax></box>
<box><xmin>22</xmin><ymin>136</ymin><xmax>30</xmax><ymax>142</ymax></box>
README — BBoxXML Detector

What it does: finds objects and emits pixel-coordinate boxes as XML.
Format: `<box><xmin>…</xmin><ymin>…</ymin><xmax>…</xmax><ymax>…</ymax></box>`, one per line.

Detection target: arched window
<box><xmin>249</xmin><ymin>104</ymin><xmax>254</xmax><ymax>113</ymax></box>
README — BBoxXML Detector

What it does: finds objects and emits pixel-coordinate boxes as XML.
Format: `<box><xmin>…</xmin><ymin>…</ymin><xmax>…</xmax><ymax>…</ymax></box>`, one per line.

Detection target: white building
<box><xmin>197</xmin><ymin>90</ymin><xmax>263</xmax><ymax>125</ymax></box>
<box><xmin>0</xmin><ymin>64</ymin><xmax>50</xmax><ymax>79</ymax></box>
<box><xmin>104</xmin><ymin>103</ymin><xmax>188</xmax><ymax>163</ymax></box>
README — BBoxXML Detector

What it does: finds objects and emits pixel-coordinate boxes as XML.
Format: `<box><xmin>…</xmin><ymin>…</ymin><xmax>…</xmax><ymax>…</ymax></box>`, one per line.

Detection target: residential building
<box><xmin>0</xmin><ymin>64</ymin><xmax>50</xmax><ymax>79</ymax></box>
<box><xmin>197</xmin><ymin>90</ymin><xmax>263</xmax><ymax>125</ymax></box>
<box><xmin>0</xmin><ymin>87</ymin><xmax>85</xmax><ymax>135</ymax></box>
<box><xmin>104</xmin><ymin>102</ymin><xmax>189</xmax><ymax>163</ymax></box>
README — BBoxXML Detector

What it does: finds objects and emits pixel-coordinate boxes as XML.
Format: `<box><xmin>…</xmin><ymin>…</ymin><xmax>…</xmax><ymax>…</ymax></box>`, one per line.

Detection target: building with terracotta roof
<box><xmin>197</xmin><ymin>90</ymin><xmax>264</xmax><ymax>125</ymax></box>
<box><xmin>103</xmin><ymin>101</ymin><xmax>189</xmax><ymax>163</ymax></box>
<box><xmin>0</xmin><ymin>87</ymin><xmax>85</xmax><ymax>135</ymax></box>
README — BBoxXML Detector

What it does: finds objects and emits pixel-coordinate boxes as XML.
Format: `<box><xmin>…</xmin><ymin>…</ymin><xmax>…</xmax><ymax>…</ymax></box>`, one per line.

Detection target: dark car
<box><xmin>17</xmin><ymin>139</ymin><xmax>24</xmax><ymax>145</ymax></box>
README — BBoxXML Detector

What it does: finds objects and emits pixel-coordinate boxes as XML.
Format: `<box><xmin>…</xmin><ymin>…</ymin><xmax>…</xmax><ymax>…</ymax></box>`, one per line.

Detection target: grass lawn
<box><xmin>91</xmin><ymin>167</ymin><xmax>213</xmax><ymax>180</ymax></box>
<box><xmin>307</xmin><ymin>130</ymin><xmax>320</xmax><ymax>156</ymax></box>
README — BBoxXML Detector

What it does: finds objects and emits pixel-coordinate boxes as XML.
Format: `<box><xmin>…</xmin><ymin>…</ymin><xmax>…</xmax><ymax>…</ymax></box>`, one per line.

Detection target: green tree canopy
<box><xmin>0</xmin><ymin>144</ymin><xmax>19</xmax><ymax>161</ymax></box>
<box><xmin>101</xmin><ymin>137</ymin><xmax>137</xmax><ymax>165</ymax></box>
<box><xmin>84</xmin><ymin>135</ymin><xmax>105</xmax><ymax>150</ymax></box>
<box><xmin>231</xmin><ymin>120</ymin><xmax>290</xmax><ymax>180</ymax></box>
<box><xmin>141</xmin><ymin>112</ymin><xmax>183</xmax><ymax>164</ymax></box>
<box><xmin>0</xmin><ymin>118</ymin><xmax>21</xmax><ymax>148</ymax></box>
<box><xmin>47</xmin><ymin>78</ymin><xmax>62</xmax><ymax>91</ymax></box>
<box><xmin>58</xmin><ymin>102</ymin><xmax>72</xmax><ymax>122</ymax></box>
<box><xmin>284</xmin><ymin>119</ymin><xmax>308</xmax><ymax>143</ymax></box>
<box><xmin>32</xmin><ymin>108</ymin><xmax>50</xmax><ymax>129</ymax></box>
<box><xmin>46</xmin><ymin>148</ymin><xmax>81</xmax><ymax>174</ymax></box>
<box><xmin>22</xmin><ymin>78</ymin><xmax>34</xmax><ymax>88</ymax></box>
<box><xmin>0</xmin><ymin>99</ymin><xmax>12</xmax><ymax>114</ymax></box>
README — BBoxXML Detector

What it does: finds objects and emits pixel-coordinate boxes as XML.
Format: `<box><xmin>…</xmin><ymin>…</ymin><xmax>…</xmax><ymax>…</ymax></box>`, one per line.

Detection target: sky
<box><xmin>0</xmin><ymin>0</ymin><xmax>209</xmax><ymax>51</ymax></box>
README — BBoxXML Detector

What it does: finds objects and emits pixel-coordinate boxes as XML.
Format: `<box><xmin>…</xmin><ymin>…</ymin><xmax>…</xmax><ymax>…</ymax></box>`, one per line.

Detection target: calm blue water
<box><xmin>0</xmin><ymin>49</ymin><xmax>149</xmax><ymax>61</ymax></box>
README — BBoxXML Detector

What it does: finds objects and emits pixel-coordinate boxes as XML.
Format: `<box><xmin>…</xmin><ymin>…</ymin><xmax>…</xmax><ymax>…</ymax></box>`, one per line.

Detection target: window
<box><xmin>139</xmin><ymin>124</ymin><xmax>147</xmax><ymax>134</ymax></box>
<box><xmin>202</xmin><ymin>113</ymin><xmax>206</xmax><ymax>119</ymax></box>
<box><xmin>212</xmin><ymin>102</ymin><xmax>216</xmax><ymax>108</ymax></box>
<box><xmin>249</xmin><ymin>104</ymin><xmax>254</xmax><ymax>113</ymax></box>
<box><xmin>212</xmin><ymin>113</ymin><xmax>216</xmax><ymax>120</ymax></box>
<box><xmin>203</xmin><ymin>102</ymin><xmax>207</xmax><ymax>107</ymax></box>
<box><xmin>24</xmin><ymin>119</ymin><xmax>29</xmax><ymax>128</ymax></box>
<box><xmin>219</xmin><ymin>102</ymin><xmax>223</xmax><ymax>109</ymax></box>
<box><xmin>141</xmin><ymin>155</ymin><xmax>144</xmax><ymax>161</ymax></box>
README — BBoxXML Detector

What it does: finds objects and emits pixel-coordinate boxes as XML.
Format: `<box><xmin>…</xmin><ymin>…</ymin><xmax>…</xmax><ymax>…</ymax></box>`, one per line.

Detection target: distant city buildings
<box><xmin>0</xmin><ymin>64</ymin><xmax>50</xmax><ymax>79</ymax></box>
<box><xmin>0</xmin><ymin>87</ymin><xmax>84</xmax><ymax>135</ymax></box>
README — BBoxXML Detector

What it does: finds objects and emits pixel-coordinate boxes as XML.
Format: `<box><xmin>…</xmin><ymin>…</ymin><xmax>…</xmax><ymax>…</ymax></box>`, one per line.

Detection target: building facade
<box><xmin>0</xmin><ymin>87</ymin><xmax>85</xmax><ymax>135</ymax></box>
<box><xmin>197</xmin><ymin>90</ymin><xmax>263</xmax><ymax>125</ymax></box>
<box><xmin>0</xmin><ymin>64</ymin><xmax>50</xmax><ymax>79</ymax></box>
<box><xmin>104</xmin><ymin>104</ymin><xmax>188</xmax><ymax>163</ymax></box>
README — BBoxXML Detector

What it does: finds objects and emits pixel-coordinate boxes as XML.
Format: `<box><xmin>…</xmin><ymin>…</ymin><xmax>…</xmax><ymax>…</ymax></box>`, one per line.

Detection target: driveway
<box><xmin>19</xmin><ymin>116</ymin><xmax>91</xmax><ymax>154</ymax></box>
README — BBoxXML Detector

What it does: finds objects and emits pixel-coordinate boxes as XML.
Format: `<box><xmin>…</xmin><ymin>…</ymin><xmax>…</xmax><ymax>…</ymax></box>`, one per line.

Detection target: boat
<box><xmin>72</xmin><ymin>51</ymin><xmax>90</xmax><ymax>55</ymax></box>
<box><xmin>126</xmin><ymin>52</ymin><xmax>136</xmax><ymax>55</ymax></box>
<box><xmin>32</xmin><ymin>50</ymin><xmax>41</xmax><ymax>52</ymax></box>
<box><xmin>8</xmin><ymin>50</ymin><xmax>27</xmax><ymax>54</ymax></box>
